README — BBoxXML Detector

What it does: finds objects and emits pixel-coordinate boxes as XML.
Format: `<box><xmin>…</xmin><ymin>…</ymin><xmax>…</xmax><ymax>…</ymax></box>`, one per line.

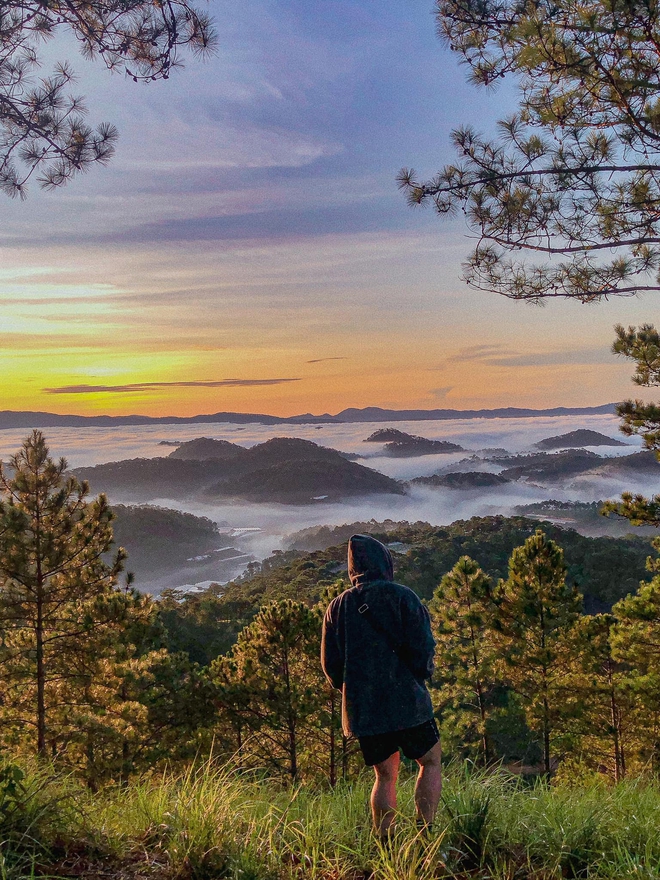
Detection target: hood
<box><xmin>347</xmin><ymin>534</ymin><xmax>394</xmax><ymax>587</ymax></box>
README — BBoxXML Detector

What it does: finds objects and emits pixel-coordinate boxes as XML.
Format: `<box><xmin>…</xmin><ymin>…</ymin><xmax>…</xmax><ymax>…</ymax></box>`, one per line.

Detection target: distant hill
<box><xmin>168</xmin><ymin>437</ymin><xmax>246</xmax><ymax>460</ymax></box>
<box><xmin>0</xmin><ymin>402</ymin><xmax>618</xmax><ymax>429</ymax></box>
<box><xmin>490</xmin><ymin>448</ymin><xmax>659</xmax><ymax>486</ymax></box>
<box><xmin>364</xmin><ymin>428</ymin><xmax>412</xmax><ymax>442</ymax></box>
<box><xmin>208</xmin><ymin>459</ymin><xmax>401</xmax><ymax>503</ymax></box>
<box><xmin>75</xmin><ymin>437</ymin><xmax>403</xmax><ymax>503</ymax></box>
<box><xmin>202</xmin><ymin>438</ymin><xmax>402</xmax><ymax>502</ymax></box>
<box><xmin>411</xmin><ymin>472</ymin><xmax>510</xmax><ymax>489</ymax></box>
<box><xmin>111</xmin><ymin>504</ymin><xmax>224</xmax><ymax>576</ymax></box>
<box><xmin>535</xmin><ymin>429</ymin><xmax>628</xmax><ymax>449</ymax></box>
<box><xmin>499</xmin><ymin>450</ymin><xmax>603</xmax><ymax>482</ymax></box>
<box><xmin>75</xmin><ymin>458</ymin><xmax>231</xmax><ymax>500</ymax></box>
<box><xmin>333</xmin><ymin>403</ymin><xmax>617</xmax><ymax>421</ymax></box>
<box><xmin>515</xmin><ymin>500</ymin><xmax>660</xmax><ymax>538</ymax></box>
<box><xmin>586</xmin><ymin>451</ymin><xmax>660</xmax><ymax>477</ymax></box>
<box><xmin>363</xmin><ymin>428</ymin><xmax>464</xmax><ymax>456</ymax></box>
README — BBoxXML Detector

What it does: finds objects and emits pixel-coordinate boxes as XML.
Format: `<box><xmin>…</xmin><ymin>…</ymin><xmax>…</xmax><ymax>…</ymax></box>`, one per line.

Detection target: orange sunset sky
<box><xmin>1</xmin><ymin>1</ymin><xmax>656</xmax><ymax>418</ymax></box>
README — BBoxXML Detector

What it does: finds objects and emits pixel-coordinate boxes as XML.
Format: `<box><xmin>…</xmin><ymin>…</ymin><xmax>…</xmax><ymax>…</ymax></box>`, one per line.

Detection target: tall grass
<box><xmin>8</xmin><ymin>758</ymin><xmax>660</xmax><ymax>878</ymax></box>
<box><xmin>0</xmin><ymin>760</ymin><xmax>79</xmax><ymax>880</ymax></box>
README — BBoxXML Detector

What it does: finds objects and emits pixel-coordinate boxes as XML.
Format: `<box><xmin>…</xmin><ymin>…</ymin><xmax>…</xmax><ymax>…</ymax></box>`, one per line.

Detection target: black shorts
<box><xmin>358</xmin><ymin>718</ymin><xmax>440</xmax><ymax>767</ymax></box>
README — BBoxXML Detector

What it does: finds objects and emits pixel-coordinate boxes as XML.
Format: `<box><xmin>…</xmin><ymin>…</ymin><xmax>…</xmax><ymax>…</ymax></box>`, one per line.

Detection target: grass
<box><xmin>5</xmin><ymin>758</ymin><xmax>660</xmax><ymax>878</ymax></box>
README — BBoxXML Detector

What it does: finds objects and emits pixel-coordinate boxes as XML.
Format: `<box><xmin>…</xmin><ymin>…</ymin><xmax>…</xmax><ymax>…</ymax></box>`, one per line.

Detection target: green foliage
<box><xmin>158</xmin><ymin>589</ymin><xmax>254</xmax><ymax>665</ymax></box>
<box><xmin>211</xmin><ymin>599</ymin><xmax>335</xmax><ymax>782</ymax></box>
<box><xmin>400</xmin><ymin>0</ymin><xmax>660</xmax><ymax>301</ymax></box>
<box><xmin>564</xmin><ymin>614</ymin><xmax>632</xmax><ymax>781</ymax></box>
<box><xmin>604</xmin><ymin>324</ymin><xmax>660</xmax><ymax>531</ymax></box>
<box><xmin>494</xmin><ymin>530</ymin><xmax>582</xmax><ymax>774</ymax></box>
<box><xmin>0</xmin><ymin>432</ymin><xmax>216</xmax><ymax>786</ymax></box>
<box><xmin>429</xmin><ymin>556</ymin><xmax>498</xmax><ymax>763</ymax></box>
<box><xmin>0</xmin><ymin>430</ymin><xmax>144</xmax><ymax>759</ymax></box>
<box><xmin>389</xmin><ymin>517</ymin><xmax>649</xmax><ymax>610</ymax></box>
<box><xmin>0</xmin><ymin>759</ymin><xmax>78</xmax><ymax>878</ymax></box>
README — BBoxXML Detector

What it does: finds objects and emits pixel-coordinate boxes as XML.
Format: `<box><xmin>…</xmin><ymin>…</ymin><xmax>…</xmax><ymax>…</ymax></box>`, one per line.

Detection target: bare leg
<box><xmin>371</xmin><ymin>750</ymin><xmax>400</xmax><ymax>837</ymax></box>
<box><xmin>414</xmin><ymin>739</ymin><xmax>442</xmax><ymax>827</ymax></box>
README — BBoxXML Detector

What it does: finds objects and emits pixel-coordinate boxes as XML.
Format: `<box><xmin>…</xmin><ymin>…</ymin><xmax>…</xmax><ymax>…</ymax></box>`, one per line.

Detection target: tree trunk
<box><xmin>289</xmin><ymin>719</ymin><xmax>297</xmax><ymax>780</ymax></box>
<box><xmin>476</xmin><ymin>677</ymin><xmax>490</xmax><ymax>765</ymax></box>
<box><xmin>539</xmin><ymin>591</ymin><xmax>551</xmax><ymax>776</ymax></box>
<box><xmin>35</xmin><ymin>574</ymin><xmax>46</xmax><ymax>758</ymax></box>
<box><xmin>86</xmin><ymin>731</ymin><xmax>98</xmax><ymax>792</ymax></box>
<box><xmin>467</xmin><ymin>603</ymin><xmax>491</xmax><ymax>765</ymax></box>
<box><xmin>607</xmin><ymin>662</ymin><xmax>624</xmax><ymax>781</ymax></box>
<box><xmin>543</xmin><ymin>696</ymin><xmax>551</xmax><ymax>776</ymax></box>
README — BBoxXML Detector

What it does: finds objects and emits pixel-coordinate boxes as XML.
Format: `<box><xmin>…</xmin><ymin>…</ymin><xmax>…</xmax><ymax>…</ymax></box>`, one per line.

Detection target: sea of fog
<box><xmin>0</xmin><ymin>415</ymin><xmax>653</xmax><ymax>592</ymax></box>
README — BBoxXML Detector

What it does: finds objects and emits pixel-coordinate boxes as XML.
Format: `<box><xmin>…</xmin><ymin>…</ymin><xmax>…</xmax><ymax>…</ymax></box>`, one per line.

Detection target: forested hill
<box><xmin>162</xmin><ymin>516</ymin><xmax>655</xmax><ymax>664</ymax></box>
<box><xmin>226</xmin><ymin>516</ymin><xmax>653</xmax><ymax>611</ymax></box>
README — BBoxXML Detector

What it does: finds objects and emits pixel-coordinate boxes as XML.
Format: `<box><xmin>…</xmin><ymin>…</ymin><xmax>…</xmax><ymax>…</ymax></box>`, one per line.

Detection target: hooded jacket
<box><xmin>321</xmin><ymin>534</ymin><xmax>435</xmax><ymax>738</ymax></box>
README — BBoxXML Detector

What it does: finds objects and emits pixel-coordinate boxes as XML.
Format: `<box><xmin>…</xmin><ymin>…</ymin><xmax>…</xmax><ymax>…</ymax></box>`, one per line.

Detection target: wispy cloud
<box><xmin>430</xmin><ymin>385</ymin><xmax>453</xmax><ymax>401</ymax></box>
<box><xmin>486</xmin><ymin>350</ymin><xmax>614</xmax><ymax>368</ymax></box>
<box><xmin>306</xmin><ymin>357</ymin><xmax>347</xmax><ymax>363</ymax></box>
<box><xmin>446</xmin><ymin>344</ymin><xmax>515</xmax><ymax>363</ymax></box>
<box><xmin>440</xmin><ymin>344</ymin><xmax>613</xmax><ymax>369</ymax></box>
<box><xmin>44</xmin><ymin>379</ymin><xmax>302</xmax><ymax>394</ymax></box>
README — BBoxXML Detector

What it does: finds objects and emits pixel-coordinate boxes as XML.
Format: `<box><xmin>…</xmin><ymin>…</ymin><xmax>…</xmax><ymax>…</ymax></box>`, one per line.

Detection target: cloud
<box><xmin>430</xmin><ymin>386</ymin><xmax>453</xmax><ymax>401</ymax></box>
<box><xmin>445</xmin><ymin>344</ymin><xmax>515</xmax><ymax>363</ymax></box>
<box><xmin>0</xmin><ymin>334</ymin><xmax>116</xmax><ymax>351</ymax></box>
<box><xmin>306</xmin><ymin>357</ymin><xmax>347</xmax><ymax>363</ymax></box>
<box><xmin>440</xmin><ymin>344</ymin><xmax>614</xmax><ymax>369</ymax></box>
<box><xmin>44</xmin><ymin>379</ymin><xmax>302</xmax><ymax>394</ymax></box>
<box><xmin>486</xmin><ymin>350</ymin><xmax>615</xmax><ymax>367</ymax></box>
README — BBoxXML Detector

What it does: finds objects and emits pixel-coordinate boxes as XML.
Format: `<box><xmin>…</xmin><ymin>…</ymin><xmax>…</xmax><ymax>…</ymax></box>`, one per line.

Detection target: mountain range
<box><xmin>0</xmin><ymin>403</ymin><xmax>617</xmax><ymax>429</ymax></box>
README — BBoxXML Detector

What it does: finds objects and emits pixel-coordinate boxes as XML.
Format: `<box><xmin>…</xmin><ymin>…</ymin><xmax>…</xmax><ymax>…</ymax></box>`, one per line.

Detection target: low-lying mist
<box><xmin>0</xmin><ymin>414</ymin><xmax>654</xmax><ymax>594</ymax></box>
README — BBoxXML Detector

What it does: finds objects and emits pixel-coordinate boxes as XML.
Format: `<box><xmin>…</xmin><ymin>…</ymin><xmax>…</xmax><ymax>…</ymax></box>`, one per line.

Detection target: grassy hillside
<box><xmin>7</xmin><ymin>758</ymin><xmax>660</xmax><ymax>879</ymax></box>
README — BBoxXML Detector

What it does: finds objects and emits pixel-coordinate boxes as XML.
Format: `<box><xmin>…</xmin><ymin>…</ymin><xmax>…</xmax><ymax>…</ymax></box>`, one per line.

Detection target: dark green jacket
<box><xmin>321</xmin><ymin>534</ymin><xmax>435</xmax><ymax>737</ymax></box>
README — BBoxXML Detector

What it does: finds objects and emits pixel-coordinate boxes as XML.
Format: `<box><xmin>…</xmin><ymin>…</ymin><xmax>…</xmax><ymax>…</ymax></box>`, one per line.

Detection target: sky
<box><xmin>1</xmin><ymin>0</ymin><xmax>658</xmax><ymax>418</ymax></box>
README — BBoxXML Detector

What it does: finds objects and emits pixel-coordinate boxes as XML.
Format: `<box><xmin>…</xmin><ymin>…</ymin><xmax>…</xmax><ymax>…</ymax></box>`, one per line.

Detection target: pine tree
<box><xmin>601</xmin><ymin>325</ymin><xmax>660</xmax><ymax>530</ymax></box>
<box><xmin>0</xmin><ymin>430</ymin><xmax>146</xmax><ymax>759</ymax></box>
<box><xmin>210</xmin><ymin>599</ymin><xmax>328</xmax><ymax>781</ymax></box>
<box><xmin>0</xmin><ymin>0</ymin><xmax>215</xmax><ymax>196</ymax></box>
<box><xmin>610</xmin><ymin>565</ymin><xmax>660</xmax><ymax>774</ymax></box>
<box><xmin>429</xmin><ymin>556</ymin><xmax>497</xmax><ymax>763</ymax></box>
<box><xmin>399</xmin><ymin>0</ymin><xmax>660</xmax><ymax>301</ymax></box>
<box><xmin>494</xmin><ymin>530</ymin><xmax>582</xmax><ymax>774</ymax></box>
<box><xmin>565</xmin><ymin>614</ymin><xmax>632</xmax><ymax>781</ymax></box>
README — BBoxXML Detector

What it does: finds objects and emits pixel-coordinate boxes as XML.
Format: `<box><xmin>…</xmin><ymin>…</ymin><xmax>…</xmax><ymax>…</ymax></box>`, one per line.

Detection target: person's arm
<box><xmin>401</xmin><ymin>592</ymin><xmax>435</xmax><ymax>680</ymax></box>
<box><xmin>321</xmin><ymin>601</ymin><xmax>344</xmax><ymax>690</ymax></box>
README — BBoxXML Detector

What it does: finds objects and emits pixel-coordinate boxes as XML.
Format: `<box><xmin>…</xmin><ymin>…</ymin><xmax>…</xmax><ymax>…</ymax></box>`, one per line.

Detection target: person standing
<box><xmin>321</xmin><ymin>534</ymin><xmax>441</xmax><ymax>839</ymax></box>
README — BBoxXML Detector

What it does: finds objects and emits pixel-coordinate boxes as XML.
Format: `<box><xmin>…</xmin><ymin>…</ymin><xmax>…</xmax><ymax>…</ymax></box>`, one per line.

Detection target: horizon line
<box><xmin>0</xmin><ymin>402</ymin><xmax>620</xmax><ymax>429</ymax></box>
